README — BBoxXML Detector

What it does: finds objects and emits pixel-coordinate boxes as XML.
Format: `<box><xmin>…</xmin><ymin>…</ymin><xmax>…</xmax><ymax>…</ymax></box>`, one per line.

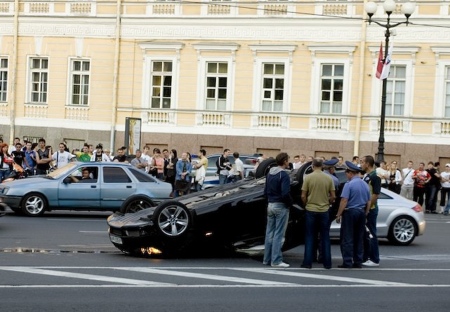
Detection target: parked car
<box><xmin>107</xmin><ymin>159</ymin><xmax>426</xmax><ymax>257</ymax></box>
<box><xmin>190</xmin><ymin>153</ymin><xmax>259</xmax><ymax>188</ymax></box>
<box><xmin>0</xmin><ymin>162</ymin><xmax>172</xmax><ymax>217</ymax></box>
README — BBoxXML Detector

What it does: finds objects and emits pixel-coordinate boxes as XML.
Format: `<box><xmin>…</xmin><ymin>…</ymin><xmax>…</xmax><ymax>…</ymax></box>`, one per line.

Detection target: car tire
<box><xmin>21</xmin><ymin>193</ymin><xmax>47</xmax><ymax>217</ymax></box>
<box><xmin>254</xmin><ymin>158</ymin><xmax>276</xmax><ymax>178</ymax></box>
<box><xmin>153</xmin><ymin>200</ymin><xmax>191</xmax><ymax>238</ymax></box>
<box><xmin>119</xmin><ymin>195</ymin><xmax>155</xmax><ymax>214</ymax></box>
<box><xmin>295</xmin><ymin>161</ymin><xmax>313</xmax><ymax>185</ymax></box>
<box><xmin>388</xmin><ymin>216</ymin><xmax>417</xmax><ymax>246</ymax></box>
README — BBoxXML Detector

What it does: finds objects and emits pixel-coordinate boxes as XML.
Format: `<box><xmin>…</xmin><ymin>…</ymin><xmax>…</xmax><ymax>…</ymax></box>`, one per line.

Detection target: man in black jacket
<box><xmin>216</xmin><ymin>149</ymin><xmax>232</xmax><ymax>185</ymax></box>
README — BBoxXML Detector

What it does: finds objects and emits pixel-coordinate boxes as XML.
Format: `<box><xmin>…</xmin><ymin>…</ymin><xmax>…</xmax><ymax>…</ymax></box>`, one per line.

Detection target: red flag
<box><xmin>376</xmin><ymin>42</ymin><xmax>383</xmax><ymax>79</ymax></box>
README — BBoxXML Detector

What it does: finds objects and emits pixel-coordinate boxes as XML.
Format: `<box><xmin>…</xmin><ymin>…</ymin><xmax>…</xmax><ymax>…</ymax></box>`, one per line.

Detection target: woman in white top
<box><xmin>439</xmin><ymin>164</ymin><xmax>450</xmax><ymax>215</ymax></box>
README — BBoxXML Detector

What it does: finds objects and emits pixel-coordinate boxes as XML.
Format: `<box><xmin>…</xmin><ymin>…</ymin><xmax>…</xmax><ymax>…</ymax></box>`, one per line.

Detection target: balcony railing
<box><xmin>0</xmin><ymin>1</ymin><xmax>438</xmax><ymax>18</ymax></box>
<box><xmin>25</xmin><ymin>104</ymin><xmax>48</xmax><ymax>118</ymax></box>
<box><xmin>65</xmin><ymin>106</ymin><xmax>89</xmax><ymax>120</ymax></box>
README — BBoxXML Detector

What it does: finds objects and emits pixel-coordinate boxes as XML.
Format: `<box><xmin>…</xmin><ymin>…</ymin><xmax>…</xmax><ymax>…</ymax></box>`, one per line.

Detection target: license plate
<box><xmin>109</xmin><ymin>234</ymin><xmax>123</xmax><ymax>245</ymax></box>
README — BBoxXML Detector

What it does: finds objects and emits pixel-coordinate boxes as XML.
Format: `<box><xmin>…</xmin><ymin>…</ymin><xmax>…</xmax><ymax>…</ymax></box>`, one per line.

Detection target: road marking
<box><xmin>113</xmin><ymin>267</ymin><xmax>296</xmax><ymax>285</ymax></box>
<box><xmin>79</xmin><ymin>231</ymin><xmax>108</xmax><ymax>233</ymax></box>
<box><xmin>0</xmin><ymin>267</ymin><xmax>173</xmax><ymax>286</ymax></box>
<box><xmin>233</xmin><ymin>268</ymin><xmax>409</xmax><ymax>286</ymax></box>
<box><xmin>1</xmin><ymin>266</ymin><xmax>449</xmax><ymax>289</ymax></box>
<box><xmin>46</xmin><ymin>219</ymin><xmax>106</xmax><ymax>222</ymax></box>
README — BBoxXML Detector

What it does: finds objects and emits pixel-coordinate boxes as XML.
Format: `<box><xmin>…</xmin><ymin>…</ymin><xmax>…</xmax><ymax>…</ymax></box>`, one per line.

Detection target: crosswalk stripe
<box><xmin>113</xmin><ymin>267</ymin><xmax>297</xmax><ymax>285</ymax></box>
<box><xmin>0</xmin><ymin>267</ymin><xmax>174</xmax><ymax>286</ymax></box>
<box><xmin>232</xmin><ymin>268</ymin><xmax>410</xmax><ymax>286</ymax></box>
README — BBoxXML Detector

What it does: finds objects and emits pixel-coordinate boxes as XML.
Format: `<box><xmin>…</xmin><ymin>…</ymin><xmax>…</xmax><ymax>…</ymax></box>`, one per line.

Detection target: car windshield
<box><xmin>47</xmin><ymin>162</ymin><xmax>78</xmax><ymax>179</ymax></box>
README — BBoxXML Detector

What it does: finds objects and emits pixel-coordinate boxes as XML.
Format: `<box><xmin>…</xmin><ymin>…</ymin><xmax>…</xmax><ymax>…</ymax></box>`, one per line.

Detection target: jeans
<box><xmin>426</xmin><ymin>185</ymin><xmax>438</xmax><ymax>212</ymax></box>
<box><xmin>441</xmin><ymin>187</ymin><xmax>450</xmax><ymax>214</ymax></box>
<box><xmin>364</xmin><ymin>206</ymin><xmax>380</xmax><ymax>264</ymax></box>
<box><xmin>0</xmin><ymin>169</ymin><xmax>11</xmax><ymax>181</ymax></box>
<box><xmin>219</xmin><ymin>174</ymin><xmax>229</xmax><ymax>185</ymax></box>
<box><xmin>263</xmin><ymin>202</ymin><xmax>289</xmax><ymax>265</ymax></box>
<box><xmin>303</xmin><ymin>210</ymin><xmax>331</xmax><ymax>268</ymax></box>
<box><xmin>340</xmin><ymin>208</ymin><xmax>365</xmax><ymax>267</ymax></box>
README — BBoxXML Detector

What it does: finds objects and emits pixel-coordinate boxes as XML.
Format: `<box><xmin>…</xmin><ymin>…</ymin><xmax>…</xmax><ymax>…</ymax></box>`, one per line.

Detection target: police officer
<box><xmin>335</xmin><ymin>161</ymin><xmax>371</xmax><ymax>268</ymax></box>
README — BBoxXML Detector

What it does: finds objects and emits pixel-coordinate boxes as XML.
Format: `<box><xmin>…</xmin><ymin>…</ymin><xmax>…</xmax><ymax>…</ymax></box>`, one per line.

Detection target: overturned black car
<box><xmin>107</xmin><ymin>159</ymin><xmax>307</xmax><ymax>257</ymax></box>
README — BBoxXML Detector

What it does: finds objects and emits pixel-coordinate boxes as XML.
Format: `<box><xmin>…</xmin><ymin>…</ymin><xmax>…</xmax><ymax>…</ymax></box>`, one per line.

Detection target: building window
<box><xmin>262</xmin><ymin>63</ymin><xmax>284</xmax><ymax>112</ymax></box>
<box><xmin>30</xmin><ymin>58</ymin><xmax>48</xmax><ymax>104</ymax></box>
<box><xmin>386</xmin><ymin>65</ymin><xmax>406</xmax><ymax>116</ymax></box>
<box><xmin>70</xmin><ymin>60</ymin><xmax>90</xmax><ymax>105</ymax></box>
<box><xmin>445</xmin><ymin>66</ymin><xmax>450</xmax><ymax>117</ymax></box>
<box><xmin>320</xmin><ymin>64</ymin><xmax>343</xmax><ymax>114</ymax></box>
<box><xmin>0</xmin><ymin>58</ymin><xmax>7</xmax><ymax>102</ymax></box>
<box><xmin>151</xmin><ymin>61</ymin><xmax>172</xmax><ymax>109</ymax></box>
<box><xmin>205</xmin><ymin>62</ymin><xmax>228</xmax><ymax>111</ymax></box>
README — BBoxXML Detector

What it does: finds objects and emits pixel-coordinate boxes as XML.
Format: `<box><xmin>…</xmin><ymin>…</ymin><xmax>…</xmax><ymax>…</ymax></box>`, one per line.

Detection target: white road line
<box><xmin>46</xmin><ymin>219</ymin><xmax>105</xmax><ymax>222</ymax></box>
<box><xmin>0</xmin><ymin>267</ymin><xmax>173</xmax><ymax>286</ymax></box>
<box><xmin>232</xmin><ymin>268</ymin><xmax>409</xmax><ymax>286</ymax></box>
<box><xmin>113</xmin><ymin>267</ymin><xmax>296</xmax><ymax>286</ymax></box>
<box><xmin>1</xmin><ymin>284</ymin><xmax>450</xmax><ymax>289</ymax></box>
<box><xmin>79</xmin><ymin>231</ymin><xmax>108</xmax><ymax>233</ymax></box>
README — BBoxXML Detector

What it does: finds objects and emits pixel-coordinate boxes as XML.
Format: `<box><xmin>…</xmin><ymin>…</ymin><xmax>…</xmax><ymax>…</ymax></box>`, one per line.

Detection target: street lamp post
<box><xmin>364</xmin><ymin>0</ymin><xmax>416</xmax><ymax>163</ymax></box>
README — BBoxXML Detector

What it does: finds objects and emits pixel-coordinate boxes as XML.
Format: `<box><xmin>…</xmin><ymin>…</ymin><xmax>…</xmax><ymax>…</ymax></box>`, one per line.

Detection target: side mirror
<box><xmin>63</xmin><ymin>177</ymin><xmax>73</xmax><ymax>184</ymax></box>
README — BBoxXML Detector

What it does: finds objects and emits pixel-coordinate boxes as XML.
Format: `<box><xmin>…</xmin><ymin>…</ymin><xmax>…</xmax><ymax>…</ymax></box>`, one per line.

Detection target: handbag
<box><xmin>175</xmin><ymin>179</ymin><xmax>190</xmax><ymax>192</ymax></box>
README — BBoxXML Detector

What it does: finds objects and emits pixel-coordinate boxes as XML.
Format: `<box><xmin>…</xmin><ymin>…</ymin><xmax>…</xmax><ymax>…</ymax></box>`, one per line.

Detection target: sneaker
<box><xmin>262</xmin><ymin>261</ymin><xmax>269</xmax><ymax>266</ymax></box>
<box><xmin>271</xmin><ymin>262</ymin><xmax>290</xmax><ymax>268</ymax></box>
<box><xmin>362</xmin><ymin>260</ymin><xmax>379</xmax><ymax>267</ymax></box>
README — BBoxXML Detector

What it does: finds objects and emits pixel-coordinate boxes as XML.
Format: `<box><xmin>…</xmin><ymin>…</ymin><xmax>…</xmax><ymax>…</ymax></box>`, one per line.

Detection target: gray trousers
<box><xmin>400</xmin><ymin>184</ymin><xmax>414</xmax><ymax>201</ymax></box>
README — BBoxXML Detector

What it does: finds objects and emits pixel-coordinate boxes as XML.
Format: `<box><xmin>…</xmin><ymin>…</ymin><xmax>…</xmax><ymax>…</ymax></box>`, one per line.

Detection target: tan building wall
<box><xmin>0</xmin><ymin>1</ymin><xmax>450</xmax><ymax>167</ymax></box>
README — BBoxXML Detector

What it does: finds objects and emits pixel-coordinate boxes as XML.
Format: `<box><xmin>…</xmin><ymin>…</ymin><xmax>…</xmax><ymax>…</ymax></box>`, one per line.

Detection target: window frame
<box><xmin>319</xmin><ymin>63</ymin><xmax>345</xmax><ymax>115</ymax></box>
<box><xmin>67</xmin><ymin>58</ymin><xmax>91</xmax><ymax>106</ymax></box>
<box><xmin>310</xmin><ymin>58</ymin><xmax>351</xmax><ymax>115</ymax></box>
<box><xmin>252</xmin><ymin>57</ymin><xmax>292</xmax><ymax>113</ymax></box>
<box><xmin>197</xmin><ymin>56</ymin><xmax>234</xmax><ymax>111</ymax></box>
<box><xmin>27</xmin><ymin>57</ymin><xmax>49</xmax><ymax>104</ymax></box>
<box><xmin>142</xmin><ymin>55</ymin><xmax>179</xmax><ymax>110</ymax></box>
<box><xmin>0</xmin><ymin>57</ymin><xmax>8</xmax><ymax>103</ymax></box>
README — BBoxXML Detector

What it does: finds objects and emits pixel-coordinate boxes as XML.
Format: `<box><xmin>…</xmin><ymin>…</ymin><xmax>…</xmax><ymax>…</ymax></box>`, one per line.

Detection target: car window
<box><xmin>66</xmin><ymin>166</ymin><xmax>98</xmax><ymax>183</ymax></box>
<box><xmin>129</xmin><ymin>168</ymin><xmax>156</xmax><ymax>182</ymax></box>
<box><xmin>103</xmin><ymin>167</ymin><xmax>132</xmax><ymax>183</ymax></box>
<box><xmin>378</xmin><ymin>192</ymin><xmax>392</xmax><ymax>200</ymax></box>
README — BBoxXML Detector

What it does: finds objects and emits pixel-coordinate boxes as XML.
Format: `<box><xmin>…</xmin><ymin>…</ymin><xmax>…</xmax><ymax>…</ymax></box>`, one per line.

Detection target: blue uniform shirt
<box><xmin>341</xmin><ymin>175</ymin><xmax>370</xmax><ymax>209</ymax></box>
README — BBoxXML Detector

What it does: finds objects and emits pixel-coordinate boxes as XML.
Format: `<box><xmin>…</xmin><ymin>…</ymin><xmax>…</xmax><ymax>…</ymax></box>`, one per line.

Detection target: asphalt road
<box><xmin>0</xmin><ymin>210</ymin><xmax>449</xmax><ymax>312</ymax></box>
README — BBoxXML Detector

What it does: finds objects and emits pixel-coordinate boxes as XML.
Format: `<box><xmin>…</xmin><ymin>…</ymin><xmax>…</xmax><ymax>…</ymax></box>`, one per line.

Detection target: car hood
<box><xmin>0</xmin><ymin>176</ymin><xmax>53</xmax><ymax>188</ymax></box>
<box><xmin>107</xmin><ymin>208</ymin><xmax>156</xmax><ymax>228</ymax></box>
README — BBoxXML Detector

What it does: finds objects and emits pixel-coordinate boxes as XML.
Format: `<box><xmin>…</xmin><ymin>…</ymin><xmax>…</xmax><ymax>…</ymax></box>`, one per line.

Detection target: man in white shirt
<box><xmin>400</xmin><ymin>161</ymin><xmax>415</xmax><ymax>200</ymax></box>
<box><xmin>52</xmin><ymin>143</ymin><xmax>75</xmax><ymax>169</ymax></box>
<box><xmin>130</xmin><ymin>149</ymin><xmax>147</xmax><ymax>172</ymax></box>
<box><xmin>232</xmin><ymin>152</ymin><xmax>244</xmax><ymax>181</ymax></box>
<box><xmin>376</xmin><ymin>161</ymin><xmax>389</xmax><ymax>188</ymax></box>
<box><xmin>292</xmin><ymin>155</ymin><xmax>301</xmax><ymax>170</ymax></box>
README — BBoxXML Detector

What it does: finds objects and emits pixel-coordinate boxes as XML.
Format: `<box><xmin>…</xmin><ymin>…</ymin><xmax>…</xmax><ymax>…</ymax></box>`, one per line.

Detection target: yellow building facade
<box><xmin>1</xmin><ymin>0</ymin><xmax>450</xmax><ymax>165</ymax></box>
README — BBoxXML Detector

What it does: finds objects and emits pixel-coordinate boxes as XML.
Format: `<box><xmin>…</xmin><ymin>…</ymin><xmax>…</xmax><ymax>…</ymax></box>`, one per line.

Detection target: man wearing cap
<box><xmin>361</xmin><ymin>155</ymin><xmax>382</xmax><ymax>267</ymax></box>
<box><xmin>301</xmin><ymin>158</ymin><xmax>335</xmax><ymax>269</ymax></box>
<box><xmin>335</xmin><ymin>161</ymin><xmax>371</xmax><ymax>268</ymax></box>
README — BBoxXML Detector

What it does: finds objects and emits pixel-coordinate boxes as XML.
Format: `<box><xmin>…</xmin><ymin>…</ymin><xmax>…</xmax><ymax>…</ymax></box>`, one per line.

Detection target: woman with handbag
<box><xmin>165</xmin><ymin>149</ymin><xmax>178</xmax><ymax>197</ymax></box>
<box><xmin>175</xmin><ymin>152</ymin><xmax>192</xmax><ymax>197</ymax></box>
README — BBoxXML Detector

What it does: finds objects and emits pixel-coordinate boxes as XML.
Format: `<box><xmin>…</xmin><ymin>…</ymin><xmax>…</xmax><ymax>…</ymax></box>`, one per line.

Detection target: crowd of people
<box><xmin>263</xmin><ymin>152</ymin><xmax>448</xmax><ymax>269</ymax></box>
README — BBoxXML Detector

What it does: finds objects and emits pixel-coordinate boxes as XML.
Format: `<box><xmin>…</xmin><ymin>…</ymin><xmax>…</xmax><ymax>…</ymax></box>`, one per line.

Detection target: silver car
<box><xmin>0</xmin><ymin>162</ymin><xmax>172</xmax><ymax>217</ymax></box>
<box><xmin>330</xmin><ymin>186</ymin><xmax>426</xmax><ymax>245</ymax></box>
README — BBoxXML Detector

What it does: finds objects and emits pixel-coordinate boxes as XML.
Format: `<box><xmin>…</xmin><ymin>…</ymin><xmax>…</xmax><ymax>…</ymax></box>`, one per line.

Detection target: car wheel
<box><xmin>119</xmin><ymin>195</ymin><xmax>155</xmax><ymax>214</ymax></box>
<box><xmin>153</xmin><ymin>200</ymin><xmax>191</xmax><ymax>237</ymax></box>
<box><xmin>254</xmin><ymin>158</ymin><xmax>276</xmax><ymax>178</ymax></box>
<box><xmin>388</xmin><ymin>216</ymin><xmax>417</xmax><ymax>246</ymax></box>
<box><xmin>21</xmin><ymin>193</ymin><xmax>47</xmax><ymax>217</ymax></box>
<box><xmin>295</xmin><ymin>161</ymin><xmax>313</xmax><ymax>185</ymax></box>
